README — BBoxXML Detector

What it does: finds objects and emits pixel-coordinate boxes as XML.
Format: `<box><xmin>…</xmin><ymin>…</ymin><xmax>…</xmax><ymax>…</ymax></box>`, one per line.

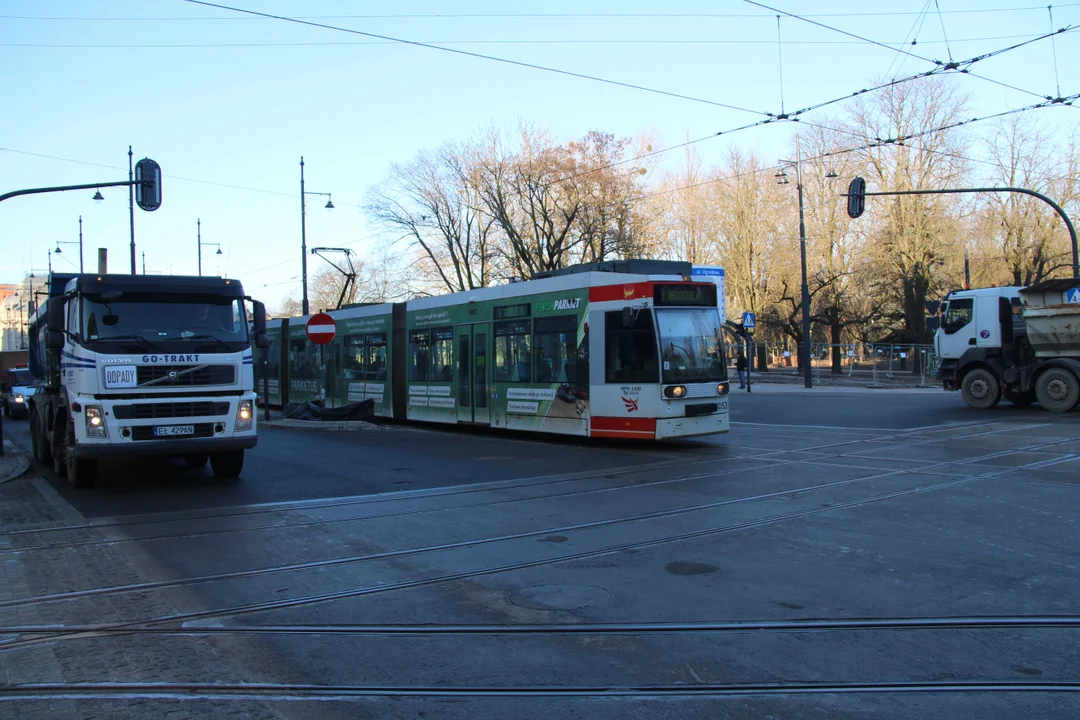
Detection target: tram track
<box><xmin>0</xmin><ymin>418</ymin><xmax>1038</xmax><ymax>556</ymax></box>
<box><xmin>2</xmin><ymin>447</ymin><xmax>1073</xmax><ymax>651</ymax></box>
<box><xmin>0</xmin><ymin>680</ymin><xmax>1076</xmax><ymax>700</ymax></box>
<box><xmin>1</xmin><ymin>436</ymin><xmax>1071</xmax><ymax>615</ymax></box>
<box><xmin>5</xmin><ymin>615</ymin><xmax>1080</xmax><ymax>639</ymax></box>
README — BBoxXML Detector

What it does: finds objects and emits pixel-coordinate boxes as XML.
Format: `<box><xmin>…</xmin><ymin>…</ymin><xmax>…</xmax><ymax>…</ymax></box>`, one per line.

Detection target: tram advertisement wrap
<box><xmin>404</xmin><ymin>288</ymin><xmax>590</xmax><ymax>436</ymax></box>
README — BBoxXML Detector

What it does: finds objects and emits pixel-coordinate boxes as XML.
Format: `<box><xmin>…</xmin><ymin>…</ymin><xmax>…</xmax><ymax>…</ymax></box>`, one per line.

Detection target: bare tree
<box><xmin>846</xmin><ymin>77</ymin><xmax>971</xmax><ymax>343</ymax></box>
<box><xmin>976</xmin><ymin>115</ymin><xmax>1076</xmax><ymax>285</ymax></box>
<box><xmin>366</xmin><ymin>143</ymin><xmax>496</xmax><ymax>293</ymax></box>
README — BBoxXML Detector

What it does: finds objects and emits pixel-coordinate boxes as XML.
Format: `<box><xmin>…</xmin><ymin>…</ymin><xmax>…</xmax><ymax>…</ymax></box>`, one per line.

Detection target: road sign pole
<box><xmin>746</xmin><ymin>336</ymin><xmax>752</xmax><ymax>394</ymax></box>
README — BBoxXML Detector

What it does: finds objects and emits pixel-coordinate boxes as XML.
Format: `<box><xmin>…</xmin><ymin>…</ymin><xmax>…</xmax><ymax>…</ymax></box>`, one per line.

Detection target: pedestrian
<box><xmin>736</xmin><ymin>348</ymin><xmax>748</xmax><ymax>389</ymax></box>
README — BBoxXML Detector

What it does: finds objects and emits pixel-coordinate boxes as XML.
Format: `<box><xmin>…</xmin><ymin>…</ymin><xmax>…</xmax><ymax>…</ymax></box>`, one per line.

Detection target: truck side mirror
<box><xmin>47</xmin><ymin>297</ymin><xmax>66</xmax><ymax>333</ymax></box>
<box><xmin>255</xmin><ymin>332</ymin><xmax>268</xmax><ymax>349</ymax></box>
<box><xmin>252</xmin><ymin>300</ymin><xmax>267</xmax><ymax>335</ymax></box>
<box><xmin>47</xmin><ymin>331</ymin><xmax>66</xmax><ymax>350</ymax></box>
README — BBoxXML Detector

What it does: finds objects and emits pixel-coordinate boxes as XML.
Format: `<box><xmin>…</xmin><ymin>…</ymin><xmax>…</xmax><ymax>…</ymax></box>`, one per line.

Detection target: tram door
<box><xmin>454</xmin><ymin>324</ymin><xmax>490</xmax><ymax>424</ymax></box>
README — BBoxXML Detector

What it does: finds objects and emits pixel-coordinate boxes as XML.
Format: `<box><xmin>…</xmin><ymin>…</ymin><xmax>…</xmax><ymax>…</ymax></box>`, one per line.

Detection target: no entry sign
<box><xmin>306</xmin><ymin>312</ymin><xmax>337</xmax><ymax>345</ymax></box>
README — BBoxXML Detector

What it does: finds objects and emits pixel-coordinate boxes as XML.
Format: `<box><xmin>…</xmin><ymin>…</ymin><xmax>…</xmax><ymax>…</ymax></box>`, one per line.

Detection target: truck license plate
<box><xmin>154</xmin><ymin>425</ymin><xmax>195</xmax><ymax>437</ymax></box>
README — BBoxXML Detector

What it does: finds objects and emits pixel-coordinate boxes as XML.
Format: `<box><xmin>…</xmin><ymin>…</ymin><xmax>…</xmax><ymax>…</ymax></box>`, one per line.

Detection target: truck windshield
<box><xmin>656</xmin><ymin>308</ymin><xmax>727</xmax><ymax>384</ymax></box>
<box><xmin>81</xmin><ymin>293</ymin><xmax>248</xmax><ymax>352</ymax></box>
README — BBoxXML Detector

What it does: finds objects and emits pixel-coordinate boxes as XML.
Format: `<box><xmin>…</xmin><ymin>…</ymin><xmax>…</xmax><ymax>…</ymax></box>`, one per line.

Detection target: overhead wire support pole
<box><xmin>859</xmin><ymin>187</ymin><xmax>1078</xmax><ymax>279</ymax></box>
<box><xmin>795</xmin><ymin>133</ymin><xmax>813</xmax><ymax>389</ymax></box>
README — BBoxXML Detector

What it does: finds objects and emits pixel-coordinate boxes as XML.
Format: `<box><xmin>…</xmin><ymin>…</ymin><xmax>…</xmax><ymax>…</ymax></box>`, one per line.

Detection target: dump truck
<box><xmin>28</xmin><ymin>272</ymin><xmax>268</xmax><ymax>487</ymax></box>
<box><xmin>935</xmin><ymin>279</ymin><xmax>1080</xmax><ymax>411</ymax></box>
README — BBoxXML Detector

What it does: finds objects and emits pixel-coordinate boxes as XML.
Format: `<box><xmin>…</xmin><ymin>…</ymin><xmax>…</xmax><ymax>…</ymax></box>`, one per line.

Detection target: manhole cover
<box><xmin>508</xmin><ymin>584</ymin><xmax>611</xmax><ymax>611</ymax></box>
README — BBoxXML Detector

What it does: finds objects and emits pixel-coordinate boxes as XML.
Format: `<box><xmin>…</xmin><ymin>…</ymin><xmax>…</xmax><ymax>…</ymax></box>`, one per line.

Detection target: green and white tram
<box><xmin>256</xmin><ymin>260</ymin><xmax>731</xmax><ymax>440</ymax></box>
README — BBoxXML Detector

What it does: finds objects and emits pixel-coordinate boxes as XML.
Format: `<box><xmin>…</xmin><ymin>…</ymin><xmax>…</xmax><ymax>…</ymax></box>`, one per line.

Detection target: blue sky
<box><xmin>2</xmin><ymin>0</ymin><xmax>1078</xmax><ymax>305</ymax></box>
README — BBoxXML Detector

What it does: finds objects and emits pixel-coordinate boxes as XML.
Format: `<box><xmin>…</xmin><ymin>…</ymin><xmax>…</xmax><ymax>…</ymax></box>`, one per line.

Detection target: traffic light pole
<box><xmin>0</xmin><ymin>180</ymin><xmax>137</xmax><ymax>205</ymax></box>
<box><xmin>853</xmin><ymin>185</ymin><xmax>1078</xmax><ymax>279</ymax></box>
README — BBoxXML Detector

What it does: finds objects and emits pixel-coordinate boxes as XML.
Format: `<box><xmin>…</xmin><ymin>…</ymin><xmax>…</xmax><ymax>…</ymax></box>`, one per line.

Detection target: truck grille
<box><xmin>137</xmin><ymin>365</ymin><xmax>235</xmax><ymax>387</ymax></box>
<box><xmin>131</xmin><ymin>423</ymin><xmax>216</xmax><ymax>441</ymax></box>
<box><xmin>113</xmin><ymin>402</ymin><xmax>230</xmax><ymax>420</ymax></box>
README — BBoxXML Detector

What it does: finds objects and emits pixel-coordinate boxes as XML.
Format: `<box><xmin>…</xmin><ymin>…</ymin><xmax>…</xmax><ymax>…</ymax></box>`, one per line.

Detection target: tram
<box><xmin>256</xmin><ymin>260</ymin><xmax>730</xmax><ymax>440</ymax></box>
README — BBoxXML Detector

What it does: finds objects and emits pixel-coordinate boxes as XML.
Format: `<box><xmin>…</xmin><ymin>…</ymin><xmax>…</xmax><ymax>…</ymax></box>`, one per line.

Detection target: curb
<box><xmin>0</xmin><ymin>440</ymin><xmax>30</xmax><ymax>484</ymax></box>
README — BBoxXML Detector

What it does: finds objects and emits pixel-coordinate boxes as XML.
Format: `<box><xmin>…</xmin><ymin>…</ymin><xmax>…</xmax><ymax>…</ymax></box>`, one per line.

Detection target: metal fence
<box><xmin>738</xmin><ymin>342</ymin><xmax>938</xmax><ymax>385</ymax></box>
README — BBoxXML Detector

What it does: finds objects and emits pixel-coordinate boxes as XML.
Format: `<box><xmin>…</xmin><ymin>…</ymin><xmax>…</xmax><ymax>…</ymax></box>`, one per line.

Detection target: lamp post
<box><xmin>777</xmin><ymin>133</ymin><xmax>813</xmax><ymax>389</ymax></box>
<box><xmin>54</xmin><ymin>216</ymin><xmax>84</xmax><ymax>272</ymax></box>
<box><xmin>197</xmin><ymin>218</ymin><xmax>222</xmax><ymax>276</ymax></box>
<box><xmin>299</xmin><ymin>156</ymin><xmax>334</xmax><ymax>316</ymax></box>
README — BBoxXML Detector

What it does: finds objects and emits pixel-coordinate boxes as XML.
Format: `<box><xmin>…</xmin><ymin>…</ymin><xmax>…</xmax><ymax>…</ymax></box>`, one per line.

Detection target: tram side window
<box><xmin>290</xmin><ymin>338</ymin><xmax>321</xmax><ymax>379</ymax></box>
<box><xmin>604</xmin><ymin>309</ymin><xmax>658</xmax><ymax>384</ymax></box>
<box><xmin>431</xmin><ymin>327</ymin><xmax>454</xmax><ymax>382</ymax></box>
<box><xmin>409</xmin><ymin>330</ymin><xmax>430</xmax><ymax>382</ymax></box>
<box><xmin>533</xmin><ymin>316</ymin><xmax>577</xmax><ymax>384</ymax></box>
<box><xmin>344</xmin><ymin>335</ymin><xmax>365</xmax><ymax>379</ymax></box>
<box><xmin>265</xmin><ymin>337</ymin><xmax>281</xmax><ymax>384</ymax></box>
<box><xmin>495</xmin><ymin>320</ymin><xmax>532</xmax><ymax>382</ymax></box>
<box><xmin>366</xmin><ymin>333</ymin><xmax>388</xmax><ymax>380</ymax></box>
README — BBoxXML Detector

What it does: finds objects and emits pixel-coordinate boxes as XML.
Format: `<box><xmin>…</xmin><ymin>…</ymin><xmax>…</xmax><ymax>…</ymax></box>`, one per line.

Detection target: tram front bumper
<box><xmin>655</xmin><ymin>411</ymin><xmax>730</xmax><ymax>439</ymax></box>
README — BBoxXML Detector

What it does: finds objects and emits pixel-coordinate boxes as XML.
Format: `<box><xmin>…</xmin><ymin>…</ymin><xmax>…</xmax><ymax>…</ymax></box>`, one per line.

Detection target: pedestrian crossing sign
<box><xmin>1066</xmin><ymin>287</ymin><xmax>1080</xmax><ymax>304</ymax></box>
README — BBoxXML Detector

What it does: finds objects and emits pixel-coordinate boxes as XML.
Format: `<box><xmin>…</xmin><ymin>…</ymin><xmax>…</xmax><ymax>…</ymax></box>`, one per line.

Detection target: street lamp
<box><xmin>92</xmin><ymin>189</ymin><xmax>104</xmax><ymax>203</ymax></box>
<box><xmin>778</xmin><ymin>133</ymin><xmax>813</xmax><ymax>389</ymax></box>
<box><xmin>196</xmin><ymin>218</ymin><xmax>222</xmax><ymax>276</ymax></box>
<box><xmin>54</xmin><ymin>215</ymin><xmax>85</xmax><ymax>272</ymax></box>
<box><xmin>299</xmin><ymin>156</ymin><xmax>334</xmax><ymax>316</ymax></box>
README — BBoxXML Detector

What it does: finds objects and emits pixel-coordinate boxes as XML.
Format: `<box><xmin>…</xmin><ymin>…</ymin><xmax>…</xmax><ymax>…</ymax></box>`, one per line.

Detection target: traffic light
<box><xmin>847</xmin><ymin>176</ymin><xmax>866</xmax><ymax>219</ymax></box>
<box><xmin>134</xmin><ymin>158</ymin><xmax>162</xmax><ymax>212</ymax></box>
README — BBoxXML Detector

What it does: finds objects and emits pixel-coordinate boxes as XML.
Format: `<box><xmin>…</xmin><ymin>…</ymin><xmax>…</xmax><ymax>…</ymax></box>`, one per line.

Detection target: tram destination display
<box><xmin>654</xmin><ymin>283</ymin><xmax>717</xmax><ymax>307</ymax></box>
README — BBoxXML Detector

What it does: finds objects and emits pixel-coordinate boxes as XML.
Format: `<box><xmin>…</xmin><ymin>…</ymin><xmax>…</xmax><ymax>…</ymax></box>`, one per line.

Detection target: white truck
<box><xmin>935</xmin><ymin>279</ymin><xmax>1080</xmax><ymax>412</ymax></box>
<box><xmin>28</xmin><ymin>272</ymin><xmax>268</xmax><ymax>487</ymax></box>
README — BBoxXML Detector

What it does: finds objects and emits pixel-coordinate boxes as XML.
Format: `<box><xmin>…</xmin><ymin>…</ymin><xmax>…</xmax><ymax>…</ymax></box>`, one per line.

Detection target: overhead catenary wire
<box><xmin>934</xmin><ymin>0</ymin><xmax>955</xmax><ymax>63</ymax></box>
<box><xmin>642</xmin><ymin>92</ymin><xmax>1078</xmax><ymax>200</ymax></box>
<box><xmin>182</xmin><ymin>0</ymin><xmax>773</xmax><ymax>117</ymax></box>
<box><xmin>9</xmin><ymin>5</ymin><xmax>1080</xmax><ymax>20</ymax></box>
<box><xmin>4</xmin><ymin>33</ymin><xmax>1070</xmax><ymax>48</ymax></box>
<box><xmin>1050</xmin><ymin>5</ymin><xmax>1063</xmax><ymax>98</ymax></box>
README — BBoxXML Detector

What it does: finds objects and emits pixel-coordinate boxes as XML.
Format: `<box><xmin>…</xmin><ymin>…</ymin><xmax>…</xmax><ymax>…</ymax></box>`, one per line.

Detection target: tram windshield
<box><xmin>656</xmin><ymin>308</ymin><xmax>727</xmax><ymax>384</ymax></box>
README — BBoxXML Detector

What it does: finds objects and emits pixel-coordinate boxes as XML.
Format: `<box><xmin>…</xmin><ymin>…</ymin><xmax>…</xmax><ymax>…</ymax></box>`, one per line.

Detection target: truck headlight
<box><xmin>85</xmin><ymin>405</ymin><xmax>107</xmax><ymax>438</ymax></box>
<box><xmin>14</xmin><ymin>394</ymin><xmax>24</xmax><ymax>404</ymax></box>
<box><xmin>236</xmin><ymin>400</ymin><xmax>254</xmax><ymax>431</ymax></box>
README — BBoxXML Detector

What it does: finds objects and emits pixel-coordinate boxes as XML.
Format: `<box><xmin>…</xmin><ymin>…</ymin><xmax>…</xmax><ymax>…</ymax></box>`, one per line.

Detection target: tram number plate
<box><xmin>718</xmin><ymin>400</ymin><xmax>729</xmax><ymax>412</ymax></box>
<box><xmin>154</xmin><ymin>425</ymin><xmax>195</xmax><ymax>437</ymax></box>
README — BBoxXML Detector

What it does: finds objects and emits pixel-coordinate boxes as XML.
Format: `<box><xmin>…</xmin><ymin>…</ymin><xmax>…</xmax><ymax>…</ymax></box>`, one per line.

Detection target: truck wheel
<box><xmin>30</xmin><ymin>410</ymin><xmax>51</xmax><ymax>465</ymax></box>
<box><xmin>1035</xmin><ymin>368</ymin><xmax>1080</xmax><ymax>412</ymax></box>
<box><xmin>210</xmin><ymin>450</ymin><xmax>244</xmax><ymax>479</ymax></box>
<box><xmin>52</xmin><ymin>429</ymin><xmax>67</xmax><ymax>477</ymax></box>
<box><xmin>183</xmin><ymin>453</ymin><xmax>209</xmax><ymax>469</ymax></box>
<box><xmin>961</xmin><ymin>368</ymin><xmax>1001</xmax><ymax>409</ymax></box>
<box><xmin>63</xmin><ymin>426</ymin><xmax>97</xmax><ymax>488</ymax></box>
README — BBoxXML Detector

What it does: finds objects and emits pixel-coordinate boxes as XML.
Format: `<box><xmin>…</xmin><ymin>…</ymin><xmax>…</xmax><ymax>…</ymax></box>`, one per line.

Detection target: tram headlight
<box><xmin>236</xmin><ymin>400</ymin><xmax>254</xmax><ymax>431</ymax></box>
<box><xmin>85</xmin><ymin>405</ymin><xmax>107</xmax><ymax>438</ymax></box>
<box><xmin>717</xmin><ymin>382</ymin><xmax>729</xmax><ymax>395</ymax></box>
<box><xmin>663</xmin><ymin>385</ymin><xmax>687</xmax><ymax>399</ymax></box>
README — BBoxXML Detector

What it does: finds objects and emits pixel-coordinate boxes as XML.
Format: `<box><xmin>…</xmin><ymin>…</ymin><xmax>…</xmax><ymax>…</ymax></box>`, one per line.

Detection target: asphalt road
<box><xmin>0</xmin><ymin>389</ymin><xmax>1051</xmax><ymax>518</ymax></box>
<box><xmin>3</xmin><ymin>391</ymin><xmax>1078</xmax><ymax>719</ymax></box>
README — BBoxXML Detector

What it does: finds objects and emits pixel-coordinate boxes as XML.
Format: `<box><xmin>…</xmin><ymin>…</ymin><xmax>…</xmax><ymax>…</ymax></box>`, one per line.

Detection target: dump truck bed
<box><xmin>1019</xmin><ymin>278</ymin><xmax>1080</xmax><ymax>358</ymax></box>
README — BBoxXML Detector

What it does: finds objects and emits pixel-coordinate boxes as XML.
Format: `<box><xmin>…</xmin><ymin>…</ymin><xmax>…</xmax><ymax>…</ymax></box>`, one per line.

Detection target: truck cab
<box><xmin>2</xmin><ymin>366</ymin><xmax>35</xmax><ymax>419</ymax></box>
<box><xmin>29</xmin><ymin>273</ymin><xmax>268</xmax><ymax>487</ymax></box>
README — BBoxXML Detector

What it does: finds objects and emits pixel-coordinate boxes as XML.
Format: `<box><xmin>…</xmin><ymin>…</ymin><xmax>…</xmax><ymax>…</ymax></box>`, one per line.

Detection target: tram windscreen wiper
<box><xmin>96</xmin><ymin>334</ymin><xmax>162</xmax><ymax>350</ymax></box>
